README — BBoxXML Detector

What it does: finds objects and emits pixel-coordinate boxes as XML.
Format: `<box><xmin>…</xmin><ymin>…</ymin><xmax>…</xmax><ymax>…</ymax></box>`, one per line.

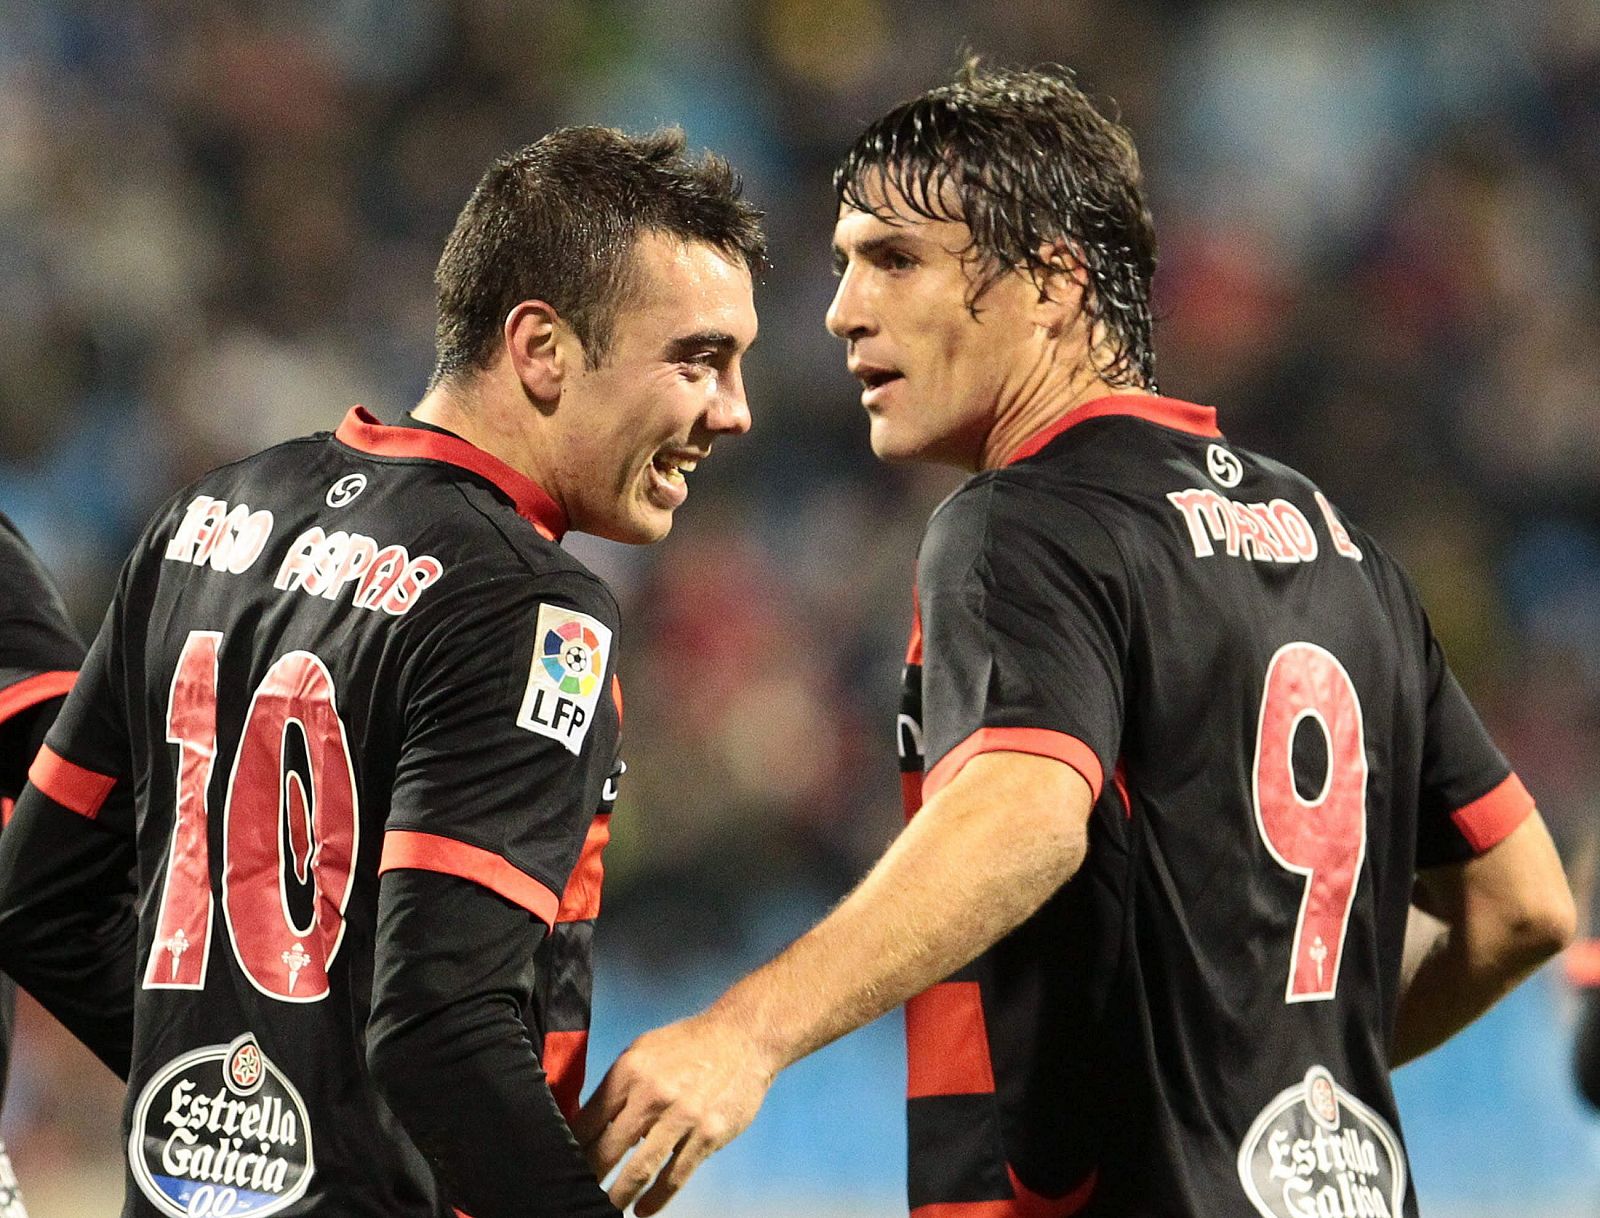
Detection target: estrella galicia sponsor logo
<box><xmin>1238</xmin><ymin>1065</ymin><xmax>1406</xmax><ymax>1218</ymax></box>
<box><xmin>130</xmin><ymin>1033</ymin><xmax>314</xmax><ymax>1217</ymax></box>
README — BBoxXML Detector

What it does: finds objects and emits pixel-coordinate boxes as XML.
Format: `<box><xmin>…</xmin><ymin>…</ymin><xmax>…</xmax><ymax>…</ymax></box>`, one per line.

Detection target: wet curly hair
<box><xmin>835</xmin><ymin>60</ymin><xmax>1157</xmax><ymax>390</ymax></box>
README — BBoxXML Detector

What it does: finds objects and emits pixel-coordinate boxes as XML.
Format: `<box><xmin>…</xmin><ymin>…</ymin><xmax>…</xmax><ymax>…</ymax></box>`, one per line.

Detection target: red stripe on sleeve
<box><xmin>905</xmin><ymin>981</ymin><xmax>996</xmax><ymax>1098</ymax></box>
<box><xmin>1450</xmin><ymin>773</ymin><xmax>1535</xmax><ymax>854</ymax></box>
<box><xmin>1566</xmin><ymin>940</ymin><xmax>1600</xmax><ymax>989</ymax></box>
<box><xmin>0</xmin><ymin>670</ymin><xmax>76</xmax><ymax>729</ymax></box>
<box><xmin>556</xmin><ymin>815</ymin><xmax>610</xmax><ymax>924</ymax></box>
<box><xmin>923</xmin><ymin>727</ymin><xmax>1104</xmax><ymax>802</ymax></box>
<box><xmin>543</xmin><ymin>1029</ymin><xmax>589</xmax><ymax>1121</ymax></box>
<box><xmin>28</xmin><ymin>744</ymin><xmax>117</xmax><ymax>819</ymax></box>
<box><xmin>380</xmin><ymin>831</ymin><xmax>561</xmax><ymax>929</ymax></box>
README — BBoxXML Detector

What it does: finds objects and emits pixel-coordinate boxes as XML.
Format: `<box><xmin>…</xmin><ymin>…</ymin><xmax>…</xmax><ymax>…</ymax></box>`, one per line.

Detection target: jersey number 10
<box><xmin>1252</xmin><ymin>641</ymin><xmax>1369</xmax><ymax>1003</ymax></box>
<box><xmin>144</xmin><ymin>630</ymin><xmax>359</xmax><ymax>1002</ymax></box>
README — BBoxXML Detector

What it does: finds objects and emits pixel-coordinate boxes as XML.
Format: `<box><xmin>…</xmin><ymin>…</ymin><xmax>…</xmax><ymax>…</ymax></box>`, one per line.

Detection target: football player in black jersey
<box><xmin>577</xmin><ymin>64</ymin><xmax>1575</xmax><ymax>1218</ymax></box>
<box><xmin>0</xmin><ymin>127</ymin><xmax>763</xmax><ymax>1218</ymax></box>
<box><xmin>0</xmin><ymin>514</ymin><xmax>87</xmax><ymax>1218</ymax></box>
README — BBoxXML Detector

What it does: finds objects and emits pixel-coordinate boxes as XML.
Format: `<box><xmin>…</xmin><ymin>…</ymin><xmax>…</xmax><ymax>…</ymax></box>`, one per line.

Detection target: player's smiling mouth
<box><xmin>651</xmin><ymin>451</ymin><xmax>700</xmax><ymax>485</ymax></box>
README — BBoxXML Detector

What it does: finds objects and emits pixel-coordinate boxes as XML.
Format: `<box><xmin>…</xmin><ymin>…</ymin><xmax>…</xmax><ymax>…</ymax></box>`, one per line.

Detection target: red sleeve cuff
<box><xmin>1450</xmin><ymin>773</ymin><xmax>1535</xmax><ymax>854</ymax></box>
<box><xmin>28</xmin><ymin>743</ymin><xmax>117</xmax><ymax>819</ymax></box>
<box><xmin>923</xmin><ymin>727</ymin><xmax>1104</xmax><ymax>802</ymax></box>
<box><xmin>379</xmin><ymin>830</ymin><xmax>561</xmax><ymax>929</ymax></box>
<box><xmin>1567</xmin><ymin>940</ymin><xmax>1600</xmax><ymax>989</ymax></box>
<box><xmin>0</xmin><ymin>670</ymin><xmax>76</xmax><ymax>730</ymax></box>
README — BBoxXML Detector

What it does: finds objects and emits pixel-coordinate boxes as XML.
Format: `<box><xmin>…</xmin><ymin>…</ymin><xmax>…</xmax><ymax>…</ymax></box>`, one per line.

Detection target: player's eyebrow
<box><xmin>662</xmin><ymin>331</ymin><xmax>746</xmax><ymax>361</ymax></box>
<box><xmin>832</xmin><ymin>232</ymin><xmax>916</xmax><ymax>272</ymax></box>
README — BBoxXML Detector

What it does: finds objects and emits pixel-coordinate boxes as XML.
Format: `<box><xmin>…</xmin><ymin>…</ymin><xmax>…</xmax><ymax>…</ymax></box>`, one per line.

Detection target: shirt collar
<box><xmin>333</xmin><ymin>406</ymin><xmax>568</xmax><ymax>541</ymax></box>
<box><xmin>1003</xmin><ymin>394</ymin><xmax>1222</xmax><ymax>466</ymax></box>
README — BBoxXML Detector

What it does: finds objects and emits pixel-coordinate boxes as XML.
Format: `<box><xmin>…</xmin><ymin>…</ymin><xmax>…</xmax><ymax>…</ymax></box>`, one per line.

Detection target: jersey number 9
<box><xmin>1252</xmin><ymin>641</ymin><xmax>1369</xmax><ymax>1003</ymax></box>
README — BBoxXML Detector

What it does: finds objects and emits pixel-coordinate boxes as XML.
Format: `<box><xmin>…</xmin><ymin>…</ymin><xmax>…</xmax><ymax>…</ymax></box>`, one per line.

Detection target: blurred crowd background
<box><xmin>3</xmin><ymin>0</ymin><xmax>1599</xmax><ymax>1214</ymax></box>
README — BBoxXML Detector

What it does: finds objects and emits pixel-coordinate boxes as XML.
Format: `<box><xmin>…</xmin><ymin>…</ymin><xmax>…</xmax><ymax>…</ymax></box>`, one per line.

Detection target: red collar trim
<box><xmin>334</xmin><ymin>407</ymin><xmax>568</xmax><ymax>541</ymax></box>
<box><xmin>1003</xmin><ymin>394</ymin><xmax>1222</xmax><ymax>466</ymax></box>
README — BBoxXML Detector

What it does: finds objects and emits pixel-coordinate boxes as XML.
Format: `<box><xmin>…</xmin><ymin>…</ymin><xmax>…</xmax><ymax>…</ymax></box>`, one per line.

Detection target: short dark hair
<box><xmin>835</xmin><ymin>60</ymin><xmax>1157</xmax><ymax>390</ymax></box>
<box><xmin>432</xmin><ymin>126</ymin><xmax>767</xmax><ymax>384</ymax></box>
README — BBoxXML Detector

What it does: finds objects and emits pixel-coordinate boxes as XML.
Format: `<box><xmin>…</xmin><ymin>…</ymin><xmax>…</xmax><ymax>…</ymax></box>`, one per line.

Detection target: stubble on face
<box><xmin>828</xmin><ymin>183</ymin><xmax>1048</xmax><ymax>471</ymax></box>
<box><xmin>554</xmin><ymin>233</ymin><xmax>757</xmax><ymax>544</ymax></box>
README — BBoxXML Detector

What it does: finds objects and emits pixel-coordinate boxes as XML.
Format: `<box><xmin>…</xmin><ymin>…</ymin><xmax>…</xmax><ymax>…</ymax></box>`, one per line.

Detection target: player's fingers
<box><xmin>571</xmin><ymin>1066</ymin><xmax>628</xmax><ymax>1148</ymax></box>
<box><xmin>586</xmin><ymin>1099</ymin><xmax>651</xmax><ymax>1181</ymax></box>
<box><xmin>607</xmin><ymin>1120</ymin><xmax>689</xmax><ymax>1213</ymax></box>
<box><xmin>631</xmin><ymin>1129</ymin><xmax>718</xmax><ymax>1217</ymax></box>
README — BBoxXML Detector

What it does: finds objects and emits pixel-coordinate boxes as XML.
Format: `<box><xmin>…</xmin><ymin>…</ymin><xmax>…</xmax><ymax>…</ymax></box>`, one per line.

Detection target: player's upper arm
<box><xmin>916</xmin><ymin>476</ymin><xmax>1129</xmax><ymax>804</ymax></box>
<box><xmin>383</xmin><ymin>566</ymin><xmax>621</xmax><ymax>931</ymax></box>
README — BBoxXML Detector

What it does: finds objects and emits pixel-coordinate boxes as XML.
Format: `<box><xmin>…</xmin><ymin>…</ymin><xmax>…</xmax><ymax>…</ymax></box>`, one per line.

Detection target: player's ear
<box><xmin>1033</xmin><ymin>239</ymin><xmax>1090</xmax><ymax>341</ymax></box>
<box><xmin>504</xmin><ymin>300</ymin><xmax>568</xmax><ymax>409</ymax></box>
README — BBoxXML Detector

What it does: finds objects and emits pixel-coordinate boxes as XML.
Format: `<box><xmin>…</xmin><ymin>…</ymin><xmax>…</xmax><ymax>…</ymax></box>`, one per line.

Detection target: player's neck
<box><xmin>977</xmin><ymin>370</ymin><xmax>1153</xmax><ymax>471</ymax></box>
<box><xmin>412</xmin><ymin>379</ymin><xmax>560</xmax><ymax>496</ymax></box>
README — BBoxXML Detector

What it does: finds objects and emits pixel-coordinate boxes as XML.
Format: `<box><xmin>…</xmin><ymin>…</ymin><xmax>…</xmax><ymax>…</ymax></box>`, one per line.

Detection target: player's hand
<box><xmin>572</xmin><ymin>1012</ymin><xmax>777</xmax><ymax>1215</ymax></box>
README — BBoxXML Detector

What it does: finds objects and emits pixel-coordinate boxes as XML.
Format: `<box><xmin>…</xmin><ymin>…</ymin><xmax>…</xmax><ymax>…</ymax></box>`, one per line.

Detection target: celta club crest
<box><xmin>281</xmin><ymin>943</ymin><xmax>312</xmax><ymax>994</ymax></box>
<box><xmin>229</xmin><ymin>1040</ymin><xmax>264</xmax><ymax>1094</ymax></box>
<box><xmin>163</xmin><ymin>928</ymin><xmax>190</xmax><ymax>980</ymax></box>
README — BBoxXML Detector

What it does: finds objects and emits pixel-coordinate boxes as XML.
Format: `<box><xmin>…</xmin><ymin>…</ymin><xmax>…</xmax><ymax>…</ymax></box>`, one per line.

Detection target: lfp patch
<box><xmin>130</xmin><ymin>1032</ymin><xmax>314</xmax><ymax>1217</ymax></box>
<box><xmin>517</xmin><ymin>604</ymin><xmax>612</xmax><ymax>755</ymax></box>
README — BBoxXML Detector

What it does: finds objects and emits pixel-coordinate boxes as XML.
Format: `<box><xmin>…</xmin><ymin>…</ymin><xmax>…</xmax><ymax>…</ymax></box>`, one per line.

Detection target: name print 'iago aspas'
<box><xmin>163</xmin><ymin>495</ymin><xmax>444</xmax><ymax>616</ymax></box>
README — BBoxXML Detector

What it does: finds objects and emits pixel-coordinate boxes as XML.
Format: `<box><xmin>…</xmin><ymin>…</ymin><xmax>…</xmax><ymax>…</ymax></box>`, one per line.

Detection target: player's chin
<box><xmin>605</xmin><ymin>502</ymin><xmax>676</xmax><ymax>545</ymax></box>
<box><xmin>867</xmin><ymin>416</ymin><xmax>930</xmax><ymax>465</ymax></box>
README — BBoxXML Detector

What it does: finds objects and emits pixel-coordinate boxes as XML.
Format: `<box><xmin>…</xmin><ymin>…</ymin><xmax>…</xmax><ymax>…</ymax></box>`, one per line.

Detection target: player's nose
<box><xmin>825</xmin><ymin>266</ymin><xmax>873</xmax><ymax>342</ymax></box>
<box><xmin>708</xmin><ymin>366</ymin><xmax>752</xmax><ymax>436</ymax></box>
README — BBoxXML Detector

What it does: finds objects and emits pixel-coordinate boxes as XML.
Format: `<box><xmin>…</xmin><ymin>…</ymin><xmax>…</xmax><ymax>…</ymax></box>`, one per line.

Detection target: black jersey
<box><xmin>0</xmin><ymin>512</ymin><xmax>84</xmax><ymax>1214</ymax></box>
<box><xmin>0</xmin><ymin>512</ymin><xmax>83</xmax><ymax>801</ymax></box>
<box><xmin>16</xmin><ymin>409</ymin><xmax>622</xmax><ymax>1218</ymax></box>
<box><xmin>897</xmin><ymin>395</ymin><xmax>1533</xmax><ymax>1218</ymax></box>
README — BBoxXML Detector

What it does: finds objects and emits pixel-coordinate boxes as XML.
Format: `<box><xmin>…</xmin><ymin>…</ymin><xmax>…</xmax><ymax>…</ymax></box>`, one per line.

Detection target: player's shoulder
<box><xmin>434</xmin><ymin>483</ymin><xmax>619</xmax><ymax>624</ymax></box>
<box><xmin>921</xmin><ymin>467</ymin><xmax>1126</xmax><ymax>589</ymax></box>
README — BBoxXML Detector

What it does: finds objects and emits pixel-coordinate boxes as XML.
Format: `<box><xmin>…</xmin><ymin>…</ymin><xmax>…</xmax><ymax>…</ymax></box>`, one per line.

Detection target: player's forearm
<box><xmin>369</xmin><ymin>869</ymin><xmax>620</xmax><ymax>1218</ymax></box>
<box><xmin>369</xmin><ymin>998</ymin><xmax>618</xmax><ymax>1218</ymax></box>
<box><xmin>0</xmin><ymin>789</ymin><xmax>136</xmax><ymax>1078</ymax></box>
<box><xmin>1391</xmin><ymin>919</ymin><xmax>1556</xmax><ymax>1066</ymax></box>
<box><xmin>709</xmin><ymin>752</ymin><xmax>1091</xmax><ymax>1071</ymax></box>
<box><xmin>1393</xmin><ymin>814</ymin><xmax>1574</xmax><ymax>1067</ymax></box>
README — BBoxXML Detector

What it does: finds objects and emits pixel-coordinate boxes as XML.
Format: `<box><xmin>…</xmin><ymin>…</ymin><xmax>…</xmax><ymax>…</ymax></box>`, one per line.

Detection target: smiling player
<box><xmin>0</xmin><ymin>127</ymin><xmax>762</xmax><ymax>1218</ymax></box>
